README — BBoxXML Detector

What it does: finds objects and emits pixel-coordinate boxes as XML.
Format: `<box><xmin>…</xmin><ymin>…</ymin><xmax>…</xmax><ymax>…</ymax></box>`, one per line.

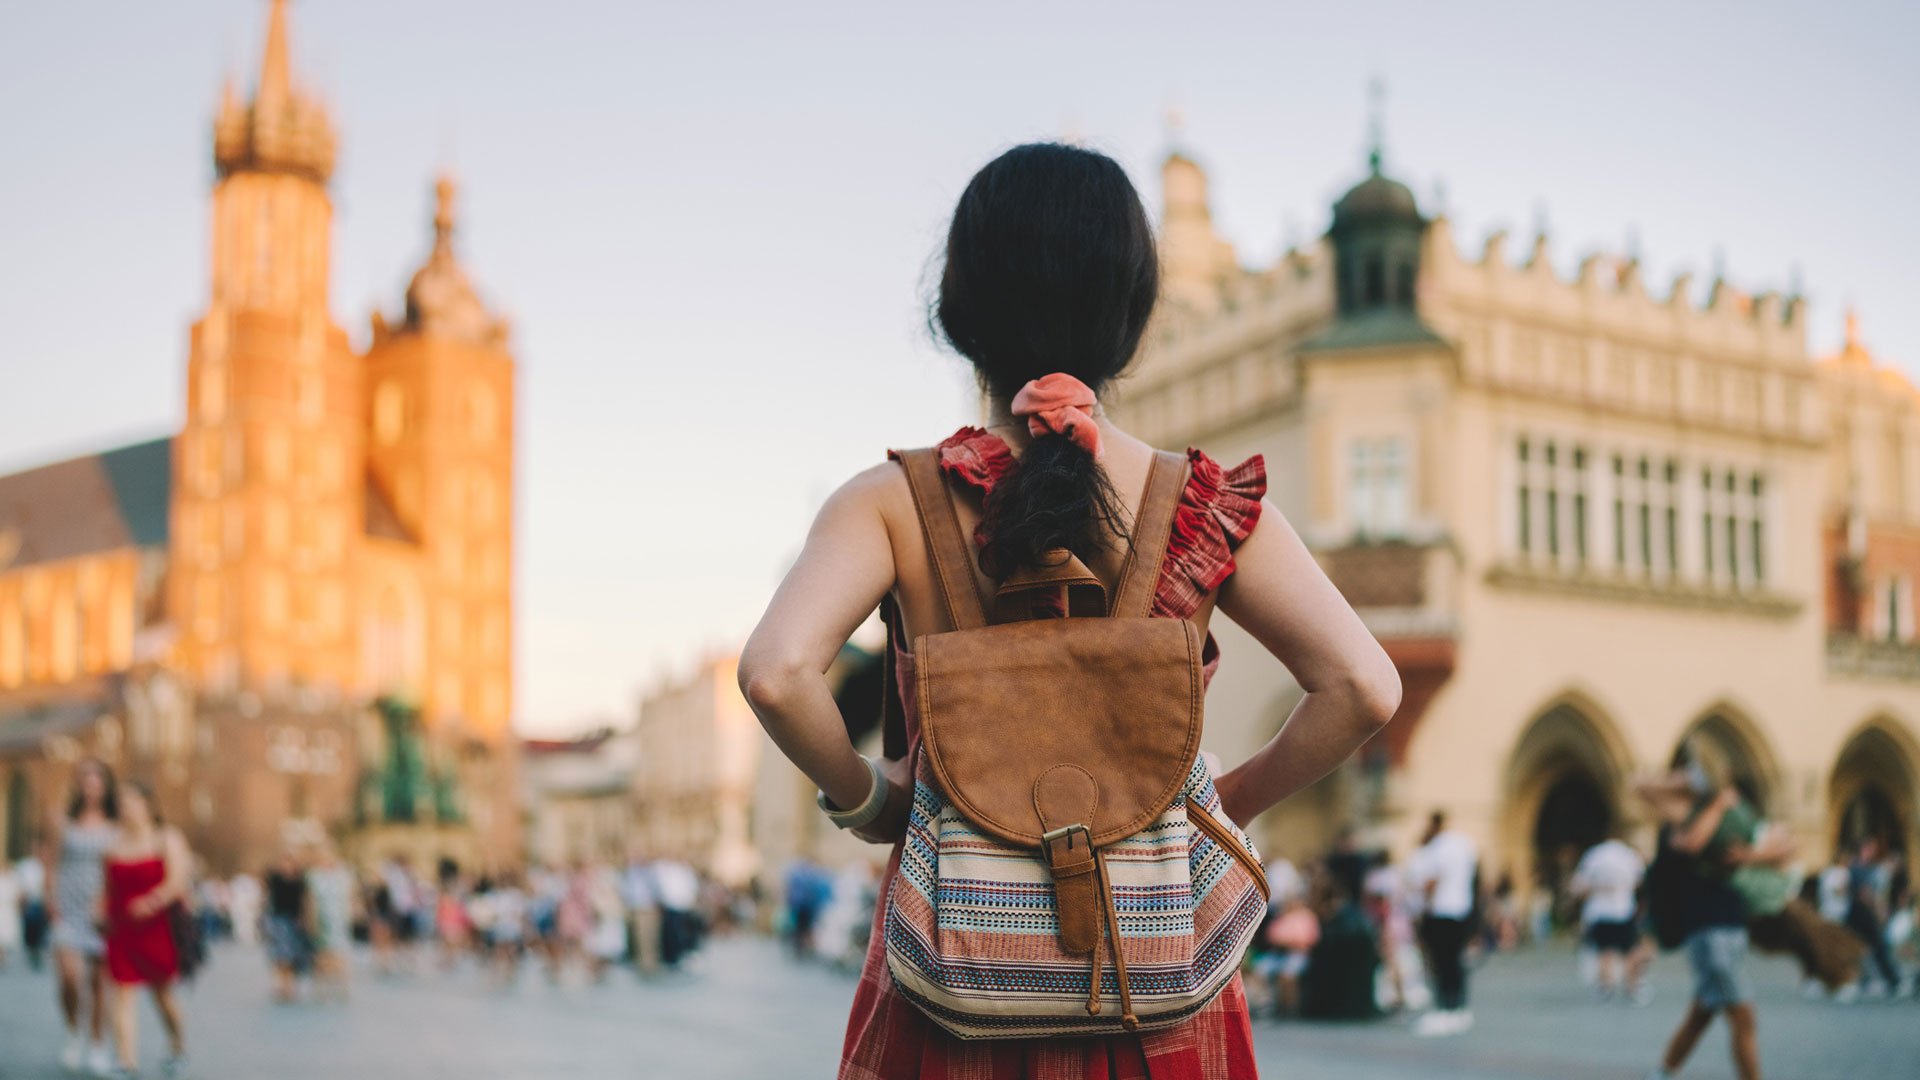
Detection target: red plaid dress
<box><xmin>841</xmin><ymin>428</ymin><xmax>1267</xmax><ymax>1080</ymax></box>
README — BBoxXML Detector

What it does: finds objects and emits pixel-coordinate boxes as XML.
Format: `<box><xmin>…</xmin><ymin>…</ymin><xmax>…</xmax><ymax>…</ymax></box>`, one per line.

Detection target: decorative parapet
<box><xmin>1827</xmin><ymin>634</ymin><xmax>1920</xmax><ymax>681</ymax></box>
<box><xmin>1423</xmin><ymin>217</ymin><xmax>1807</xmax><ymax>365</ymax></box>
<box><xmin>1421</xmin><ymin>219</ymin><xmax>1820</xmax><ymax>445</ymax></box>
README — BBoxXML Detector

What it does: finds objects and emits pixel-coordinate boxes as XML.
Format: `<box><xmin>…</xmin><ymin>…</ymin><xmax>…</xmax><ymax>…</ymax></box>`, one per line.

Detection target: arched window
<box><xmin>468</xmin><ymin>383</ymin><xmax>497</xmax><ymax>443</ymax></box>
<box><xmin>0</xmin><ymin>597</ymin><xmax>22</xmax><ymax>686</ymax></box>
<box><xmin>49</xmin><ymin>585</ymin><xmax>77</xmax><ymax>681</ymax></box>
<box><xmin>295</xmin><ymin>369</ymin><xmax>324</xmax><ymax>424</ymax></box>
<box><xmin>199</xmin><ymin>364</ymin><xmax>226</xmax><ymax>423</ymax></box>
<box><xmin>374</xmin><ymin>381</ymin><xmax>407</xmax><ymax>446</ymax></box>
<box><xmin>1363</xmin><ymin>258</ymin><xmax>1386</xmax><ymax>307</ymax></box>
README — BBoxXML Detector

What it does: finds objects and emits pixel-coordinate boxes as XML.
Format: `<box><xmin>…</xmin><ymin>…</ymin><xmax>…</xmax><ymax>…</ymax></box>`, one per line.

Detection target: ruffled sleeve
<box><xmin>932</xmin><ymin>427</ymin><xmax>1016</xmax><ymax>494</ymax></box>
<box><xmin>1151</xmin><ymin>449</ymin><xmax>1267</xmax><ymax>620</ymax></box>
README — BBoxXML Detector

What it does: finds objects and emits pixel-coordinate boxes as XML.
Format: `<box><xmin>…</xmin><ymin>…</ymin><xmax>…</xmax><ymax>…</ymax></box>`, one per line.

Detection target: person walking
<box><xmin>738</xmin><ymin>142</ymin><xmax>1400</xmax><ymax>1079</ymax></box>
<box><xmin>1570</xmin><ymin>834</ymin><xmax>1651</xmax><ymax>1003</ymax></box>
<box><xmin>18</xmin><ymin>850</ymin><xmax>50</xmax><ymax>970</ymax></box>
<box><xmin>583</xmin><ymin>863</ymin><xmax>627</xmax><ymax>983</ymax></box>
<box><xmin>226</xmin><ymin>871</ymin><xmax>260</xmax><ymax>948</ymax></box>
<box><xmin>306</xmin><ymin>842</ymin><xmax>356</xmax><ymax>1003</ymax></box>
<box><xmin>0</xmin><ymin>854</ymin><xmax>22</xmax><ymax>968</ymax></box>
<box><xmin>433</xmin><ymin>866</ymin><xmax>472</xmax><ymax>973</ymax></box>
<box><xmin>622</xmin><ymin>854</ymin><xmax>662</xmax><ymax>977</ymax></box>
<box><xmin>45</xmin><ymin>757</ymin><xmax>119</xmax><ymax>1075</ymax></box>
<box><xmin>481</xmin><ymin>874</ymin><xmax>529</xmax><ymax>989</ymax></box>
<box><xmin>262</xmin><ymin>850</ymin><xmax>311</xmax><ymax>1003</ymax></box>
<box><xmin>101</xmin><ymin>781</ymin><xmax>190</xmax><ymax>1079</ymax></box>
<box><xmin>1845</xmin><ymin>838</ymin><xmax>1909</xmax><ymax>997</ymax></box>
<box><xmin>1640</xmin><ymin>757</ymin><xmax>1794</xmax><ymax>1080</ymax></box>
<box><xmin>1409</xmin><ymin>811</ymin><xmax>1479</xmax><ymax>1036</ymax></box>
<box><xmin>652</xmin><ymin>857</ymin><xmax>700</xmax><ymax>969</ymax></box>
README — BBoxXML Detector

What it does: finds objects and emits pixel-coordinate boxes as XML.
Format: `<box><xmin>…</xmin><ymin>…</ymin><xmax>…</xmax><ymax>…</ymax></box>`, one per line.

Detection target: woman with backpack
<box><xmin>740</xmin><ymin>142</ymin><xmax>1401</xmax><ymax>1079</ymax></box>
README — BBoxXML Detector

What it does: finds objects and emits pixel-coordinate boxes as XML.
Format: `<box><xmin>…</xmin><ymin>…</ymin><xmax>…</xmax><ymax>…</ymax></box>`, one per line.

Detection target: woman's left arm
<box><xmin>738</xmin><ymin>465</ymin><xmax>902</xmax><ymax>834</ymax></box>
<box><xmin>156</xmin><ymin>829</ymin><xmax>191</xmax><ymax>910</ymax></box>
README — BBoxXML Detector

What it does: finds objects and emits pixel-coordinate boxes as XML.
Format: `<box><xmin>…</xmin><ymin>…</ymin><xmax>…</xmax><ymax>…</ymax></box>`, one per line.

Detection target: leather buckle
<box><xmin>1041</xmin><ymin>823</ymin><xmax>1091</xmax><ymax>857</ymax></box>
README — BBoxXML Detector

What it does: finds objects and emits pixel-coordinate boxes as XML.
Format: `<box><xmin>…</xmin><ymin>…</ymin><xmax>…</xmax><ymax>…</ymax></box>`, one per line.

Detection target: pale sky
<box><xmin>2</xmin><ymin>1</ymin><xmax>1916</xmax><ymax>736</ymax></box>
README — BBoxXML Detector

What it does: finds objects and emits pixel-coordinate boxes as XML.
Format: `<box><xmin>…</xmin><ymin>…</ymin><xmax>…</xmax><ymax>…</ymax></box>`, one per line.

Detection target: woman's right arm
<box><xmin>1211</xmin><ymin>500</ymin><xmax>1402</xmax><ymax>827</ymax></box>
<box><xmin>738</xmin><ymin>465</ymin><xmax>904</xmax><ymax>838</ymax></box>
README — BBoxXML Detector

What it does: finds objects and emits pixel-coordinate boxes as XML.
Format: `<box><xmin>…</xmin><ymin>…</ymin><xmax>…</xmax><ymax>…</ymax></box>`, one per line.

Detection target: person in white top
<box><xmin>1407</xmin><ymin>810</ymin><xmax>1479</xmax><ymax>1036</ymax></box>
<box><xmin>1569</xmin><ymin>836</ymin><xmax>1650</xmax><ymax>1002</ymax></box>
<box><xmin>0</xmin><ymin>857</ymin><xmax>22</xmax><ymax>965</ymax></box>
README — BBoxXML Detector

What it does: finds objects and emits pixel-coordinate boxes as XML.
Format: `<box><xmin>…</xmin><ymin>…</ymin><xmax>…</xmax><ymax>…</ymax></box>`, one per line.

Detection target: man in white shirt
<box><xmin>1408</xmin><ymin>810</ymin><xmax>1479</xmax><ymax>1036</ymax></box>
<box><xmin>1570</xmin><ymin>836</ymin><xmax>1650</xmax><ymax>1002</ymax></box>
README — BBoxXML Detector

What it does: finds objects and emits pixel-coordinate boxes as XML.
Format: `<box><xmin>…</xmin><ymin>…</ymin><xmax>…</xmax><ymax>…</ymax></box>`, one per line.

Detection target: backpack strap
<box><xmin>895</xmin><ymin>448</ymin><xmax>989</xmax><ymax>631</ymax></box>
<box><xmin>879</xmin><ymin>595</ymin><xmax>908</xmax><ymax>761</ymax></box>
<box><xmin>1109</xmin><ymin>450</ymin><xmax>1189</xmax><ymax>619</ymax></box>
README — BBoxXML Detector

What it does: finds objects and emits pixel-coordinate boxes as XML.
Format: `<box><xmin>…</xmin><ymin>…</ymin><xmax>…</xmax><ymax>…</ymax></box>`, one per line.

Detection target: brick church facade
<box><xmin>0</xmin><ymin>0</ymin><xmax>519</xmax><ymax>874</ymax></box>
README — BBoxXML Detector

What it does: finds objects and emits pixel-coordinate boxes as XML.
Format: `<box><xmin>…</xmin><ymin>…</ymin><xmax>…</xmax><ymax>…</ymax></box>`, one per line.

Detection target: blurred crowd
<box><xmin>1215</xmin><ymin>805</ymin><xmax>1917</xmax><ymax>1040</ymax></box>
<box><xmin>5</xmin><ymin>757</ymin><xmax>1916</xmax><ymax>1078</ymax></box>
<box><xmin>175</xmin><ymin>850</ymin><xmax>746</xmax><ymax>999</ymax></box>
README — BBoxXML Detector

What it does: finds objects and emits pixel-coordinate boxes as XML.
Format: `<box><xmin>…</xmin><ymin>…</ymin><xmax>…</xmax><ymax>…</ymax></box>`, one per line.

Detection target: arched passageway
<box><xmin>1828</xmin><ymin>720</ymin><xmax>1919</xmax><ymax>861</ymax></box>
<box><xmin>1503</xmin><ymin>698</ymin><xmax>1633</xmax><ymax>922</ymax></box>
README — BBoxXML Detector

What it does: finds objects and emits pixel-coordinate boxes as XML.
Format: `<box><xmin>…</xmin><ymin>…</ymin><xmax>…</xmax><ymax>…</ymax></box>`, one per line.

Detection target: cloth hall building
<box><xmin>1117</xmin><ymin>136</ymin><xmax>1920</xmax><ymax>894</ymax></box>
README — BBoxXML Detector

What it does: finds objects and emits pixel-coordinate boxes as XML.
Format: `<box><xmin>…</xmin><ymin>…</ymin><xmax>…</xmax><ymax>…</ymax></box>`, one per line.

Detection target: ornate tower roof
<box><xmin>1330</xmin><ymin>81</ymin><xmax>1423</xmax><ymax>233</ymax></box>
<box><xmin>1306</xmin><ymin>82</ymin><xmax>1445</xmax><ymax>351</ymax></box>
<box><xmin>213</xmin><ymin>0</ymin><xmax>336</xmax><ymax>184</ymax></box>
<box><xmin>1331</xmin><ymin>152</ymin><xmax>1422</xmax><ymax>229</ymax></box>
<box><xmin>398</xmin><ymin>174</ymin><xmax>507</xmax><ymax>347</ymax></box>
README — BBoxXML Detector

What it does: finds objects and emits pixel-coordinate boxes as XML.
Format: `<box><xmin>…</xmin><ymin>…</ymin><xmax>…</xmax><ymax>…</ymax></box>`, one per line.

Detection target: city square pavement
<box><xmin>1</xmin><ymin>937</ymin><xmax>1913</xmax><ymax>1080</ymax></box>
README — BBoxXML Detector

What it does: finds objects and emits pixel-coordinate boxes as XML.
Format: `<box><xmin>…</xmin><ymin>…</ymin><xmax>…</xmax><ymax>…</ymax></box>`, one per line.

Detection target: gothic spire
<box><xmin>213</xmin><ymin>0</ymin><xmax>335</xmax><ymax>184</ymax></box>
<box><xmin>258</xmin><ymin>0</ymin><xmax>292</xmax><ymax>113</ymax></box>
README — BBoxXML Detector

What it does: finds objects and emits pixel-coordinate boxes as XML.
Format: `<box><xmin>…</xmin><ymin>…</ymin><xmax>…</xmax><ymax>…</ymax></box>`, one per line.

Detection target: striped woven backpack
<box><xmin>881</xmin><ymin>447</ymin><xmax>1269</xmax><ymax>1040</ymax></box>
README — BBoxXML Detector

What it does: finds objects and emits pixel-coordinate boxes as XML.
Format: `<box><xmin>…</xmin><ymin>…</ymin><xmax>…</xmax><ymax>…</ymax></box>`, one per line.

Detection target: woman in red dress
<box><xmin>740</xmin><ymin>143</ymin><xmax>1402</xmax><ymax>1078</ymax></box>
<box><xmin>103</xmin><ymin>781</ymin><xmax>191</xmax><ymax>1079</ymax></box>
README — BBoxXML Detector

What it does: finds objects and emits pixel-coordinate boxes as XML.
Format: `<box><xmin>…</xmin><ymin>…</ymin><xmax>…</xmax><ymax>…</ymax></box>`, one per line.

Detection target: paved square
<box><xmin>0</xmin><ymin>939</ymin><xmax>1912</xmax><ymax>1078</ymax></box>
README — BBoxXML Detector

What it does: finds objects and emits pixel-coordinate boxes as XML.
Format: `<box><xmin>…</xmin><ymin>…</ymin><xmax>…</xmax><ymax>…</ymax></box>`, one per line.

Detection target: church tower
<box><xmin>363</xmin><ymin>175</ymin><xmax>515</xmax><ymax>747</ymax></box>
<box><xmin>172</xmin><ymin>0</ymin><xmax>363</xmax><ymax>695</ymax></box>
<box><xmin>1156</xmin><ymin>112</ymin><xmax>1239</xmax><ymax>314</ymax></box>
<box><xmin>362</xmin><ymin>174</ymin><xmax>516</xmax><ymax>854</ymax></box>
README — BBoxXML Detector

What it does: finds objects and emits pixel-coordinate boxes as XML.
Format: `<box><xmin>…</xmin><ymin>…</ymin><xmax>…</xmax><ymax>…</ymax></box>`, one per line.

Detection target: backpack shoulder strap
<box><xmin>1110</xmin><ymin>449</ymin><xmax>1189</xmax><ymax>619</ymax></box>
<box><xmin>879</xmin><ymin>594</ymin><xmax>908</xmax><ymax>760</ymax></box>
<box><xmin>895</xmin><ymin>448</ymin><xmax>988</xmax><ymax>631</ymax></box>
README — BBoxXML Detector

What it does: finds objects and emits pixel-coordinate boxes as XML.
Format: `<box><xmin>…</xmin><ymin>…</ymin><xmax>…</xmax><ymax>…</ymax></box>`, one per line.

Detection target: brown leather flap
<box><xmin>916</xmin><ymin>616</ymin><xmax>1203</xmax><ymax>848</ymax></box>
<box><xmin>994</xmin><ymin>550</ymin><xmax>1107</xmax><ymax>618</ymax></box>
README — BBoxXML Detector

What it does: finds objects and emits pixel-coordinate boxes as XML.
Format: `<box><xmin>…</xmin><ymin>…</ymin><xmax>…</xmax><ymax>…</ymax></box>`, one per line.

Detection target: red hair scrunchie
<box><xmin>1010</xmin><ymin>373</ymin><xmax>1102</xmax><ymax>458</ymax></box>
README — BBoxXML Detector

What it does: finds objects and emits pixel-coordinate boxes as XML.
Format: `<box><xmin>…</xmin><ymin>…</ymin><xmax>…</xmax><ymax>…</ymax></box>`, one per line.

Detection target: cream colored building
<box><xmin>522</xmin><ymin>727</ymin><xmax>640</xmax><ymax>868</ymax></box>
<box><xmin>1114</xmin><ymin>136</ymin><xmax>1920</xmax><ymax>892</ymax></box>
<box><xmin>632</xmin><ymin>656</ymin><xmax>760</xmax><ymax>886</ymax></box>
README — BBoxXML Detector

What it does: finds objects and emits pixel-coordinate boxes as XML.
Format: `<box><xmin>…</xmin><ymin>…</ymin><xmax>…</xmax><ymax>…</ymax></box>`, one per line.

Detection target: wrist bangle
<box><xmin>817</xmin><ymin>756</ymin><xmax>888</xmax><ymax>831</ymax></box>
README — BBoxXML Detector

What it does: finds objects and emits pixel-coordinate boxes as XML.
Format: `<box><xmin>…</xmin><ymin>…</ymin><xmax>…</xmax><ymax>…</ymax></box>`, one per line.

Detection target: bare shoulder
<box><xmin>838</xmin><ymin>460</ymin><xmax>910</xmax><ymax>501</ymax></box>
<box><xmin>822</xmin><ymin>460</ymin><xmax>912</xmax><ymax>521</ymax></box>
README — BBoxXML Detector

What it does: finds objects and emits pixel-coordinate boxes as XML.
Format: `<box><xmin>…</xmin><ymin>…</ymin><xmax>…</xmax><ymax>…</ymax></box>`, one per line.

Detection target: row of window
<box><xmin>0</xmin><ymin>586</ymin><xmax>132</xmax><ymax>688</ymax></box>
<box><xmin>1513</xmin><ymin>437</ymin><xmax>1768</xmax><ymax>585</ymax></box>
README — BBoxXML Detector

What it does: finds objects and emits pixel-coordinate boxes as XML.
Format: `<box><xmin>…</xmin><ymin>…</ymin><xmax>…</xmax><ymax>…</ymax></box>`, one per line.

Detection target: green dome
<box><xmin>1336</xmin><ymin>151</ymin><xmax>1428</xmax><ymax>228</ymax></box>
<box><xmin>1332</xmin><ymin>166</ymin><xmax>1420</xmax><ymax>228</ymax></box>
